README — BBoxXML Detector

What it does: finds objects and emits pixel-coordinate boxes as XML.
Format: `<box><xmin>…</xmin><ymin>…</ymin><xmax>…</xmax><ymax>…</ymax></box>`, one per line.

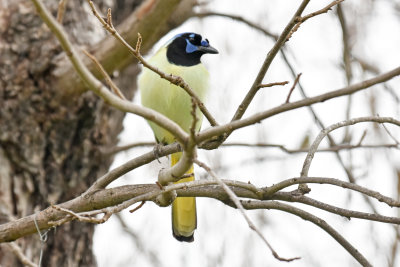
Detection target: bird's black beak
<box><xmin>198</xmin><ymin>45</ymin><xmax>219</xmax><ymax>54</ymax></box>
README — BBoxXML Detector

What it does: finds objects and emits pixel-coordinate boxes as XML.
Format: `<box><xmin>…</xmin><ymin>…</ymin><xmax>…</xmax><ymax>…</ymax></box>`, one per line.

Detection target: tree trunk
<box><xmin>0</xmin><ymin>0</ymin><xmax>194</xmax><ymax>265</ymax></box>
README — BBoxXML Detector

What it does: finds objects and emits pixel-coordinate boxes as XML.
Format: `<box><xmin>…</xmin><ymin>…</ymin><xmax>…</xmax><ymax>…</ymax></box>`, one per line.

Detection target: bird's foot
<box><xmin>153</xmin><ymin>143</ymin><xmax>164</xmax><ymax>163</ymax></box>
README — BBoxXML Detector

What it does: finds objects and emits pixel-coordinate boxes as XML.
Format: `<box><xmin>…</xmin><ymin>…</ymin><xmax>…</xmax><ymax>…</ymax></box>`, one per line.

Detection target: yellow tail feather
<box><xmin>171</xmin><ymin>152</ymin><xmax>197</xmax><ymax>242</ymax></box>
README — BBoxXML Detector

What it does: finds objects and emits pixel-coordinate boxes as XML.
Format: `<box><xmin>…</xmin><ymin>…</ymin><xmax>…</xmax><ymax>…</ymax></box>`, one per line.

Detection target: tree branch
<box><xmin>243</xmin><ymin>200</ymin><xmax>372</xmax><ymax>267</ymax></box>
<box><xmin>1</xmin><ymin>242</ymin><xmax>38</xmax><ymax>267</ymax></box>
<box><xmin>231</xmin><ymin>0</ymin><xmax>310</xmax><ymax>122</ymax></box>
<box><xmin>193</xmin><ymin>11</ymin><xmax>278</xmax><ymax>39</ymax></box>
<box><xmin>107</xmin><ymin>140</ymin><xmax>399</xmax><ymax>155</ymax></box>
<box><xmin>195</xmin><ymin>159</ymin><xmax>299</xmax><ymax>262</ymax></box>
<box><xmin>264</xmin><ymin>176</ymin><xmax>400</xmax><ymax>207</ymax></box>
<box><xmin>273</xmin><ymin>192</ymin><xmax>400</xmax><ymax>224</ymax></box>
<box><xmin>1</xmin><ymin>176</ymin><xmax>398</xmax><ymax>267</ymax></box>
<box><xmin>89</xmin><ymin>143</ymin><xmax>181</xmax><ymax>190</ymax></box>
<box><xmin>198</xmin><ymin>66</ymin><xmax>400</xmax><ymax>146</ymax></box>
<box><xmin>301</xmin><ymin>116</ymin><xmax>400</xmax><ymax>177</ymax></box>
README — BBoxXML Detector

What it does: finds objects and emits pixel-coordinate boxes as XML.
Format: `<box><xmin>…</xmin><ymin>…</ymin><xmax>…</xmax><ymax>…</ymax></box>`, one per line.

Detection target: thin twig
<box><xmin>287</xmin><ymin>0</ymin><xmax>345</xmax><ymax>40</ymax></box>
<box><xmin>303</xmin><ymin>0</ymin><xmax>345</xmax><ymax>21</ymax></box>
<box><xmin>356</xmin><ymin>129</ymin><xmax>368</xmax><ymax>146</ymax></box>
<box><xmin>273</xmin><ymin>192</ymin><xmax>400</xmax><ymax>224</ymax></box>
<box><xmin>2</xmin><ymin>243</ymin><xmax>38</xmax><ymax>267</ymax></box>
<box><xmin>190</xmin><ymin>97</ymin><xmax>199</xmax><ymax>142</ymax></box>
<box><xmin>82</xmin><ymin>49</ymin><xmax>126</xmax><ymax>100</ymax></box>
<box><xmin>198</xmin><ymin>66</ymin><xmax>400</xmax><ymax>145</ymax></box>
<box><xmin>285</xmin><ymin>73</ymin><xmax>302</xmax><ymax>103</ymax></box>
<box><xmin>114</xmin><ymin>214</ymin><xmax>161</xmax><ymax>266</ymax></box>
<box><xmin>337</xmin><ymin>3</ymin><xmax>352</xmax><ymax>84</ymax></box>
<box><xmin>129</xmin><ymin>201</ymin><xmax>145</xmax><ymax>213</ymax></box>
<box><xmin>194</xmin><ymin>159</ymin><xmax>300</xmax><ymax>262</ymax></box>
<box><xmin>301</xmin><ymin>116</ymin><xmax>400</xmax><ymax>177</ymax></box>
<box><xmin>231</xmin><ymin>0</ymin><xmax>310</xmax><ymax>123</ymax></box>
<box><xmin>264</xmin><ymin>176</ymin><xmax>400</xmax><ymax>207</ymax></box>
<box><xmin>107</xmin><ymin>140</ymin><xmax>399</xmax><ymax>155</ymax></box>
<box><xmin>56</xmin><ymin>0</ymin><xmax>68</xmax><ymax>23</ymax></box>
<box><xmin>194</xmin><ymin>12</ymin><xmax>278</xmax><ymax>40</ymax></box>
<box><xmin>243</xmin><ymin>200</ymin><xmax>372</xmax><ymax>267</ymax></box>
<box><xmin>89</xmin><ymin>142</ymin><xmax>181</xmax><ymax>190</ymax></box>
<box><xmin>102</xmin><ymin>141</ymin><xmax>156</xmax><ymax>155</ymax></box>
<box><xmin>52</xmin><ymin>205</ymin><xmax>111</xmax><ymax>224</ymax></box>
<box><xmin>257</xmin><ymin>81</ymin><xmax>289</xmax><ymax>89</ymax></box>
<box><xmin>381</xmin><ymin>122</ymin><xmax>400</xmax><ymax>145</ymax></box>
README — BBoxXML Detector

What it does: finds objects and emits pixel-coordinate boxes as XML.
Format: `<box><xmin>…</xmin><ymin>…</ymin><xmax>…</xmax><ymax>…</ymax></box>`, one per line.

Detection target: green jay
<box><xmin>139</xmin><ymin>32</ymin><xmax>218</xmax><ymax>242</ymax></box>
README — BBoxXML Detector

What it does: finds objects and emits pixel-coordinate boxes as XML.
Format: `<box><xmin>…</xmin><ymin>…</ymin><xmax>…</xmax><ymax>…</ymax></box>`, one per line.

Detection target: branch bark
<box><xmin>199</xmin><ymin>66</ymin><xmax>400</xmax><ymax>145</ymax></box>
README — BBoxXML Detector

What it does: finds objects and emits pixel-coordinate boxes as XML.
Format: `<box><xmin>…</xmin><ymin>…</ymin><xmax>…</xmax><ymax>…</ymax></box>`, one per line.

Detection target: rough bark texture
<box><xmin>0</xmin><ymin>1</ymin><xmax>120</xmax><ymax>266</ymax></box>
<box><xmin>0</xmin><ymin>0</ymin><xmax>194</xmax><ymax>266</ymax></box>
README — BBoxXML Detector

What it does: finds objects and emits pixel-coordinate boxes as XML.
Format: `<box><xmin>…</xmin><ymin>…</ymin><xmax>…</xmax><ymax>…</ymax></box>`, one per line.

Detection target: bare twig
<box><xmin>129</xmin><ymin>201</ymin><xmax>145</xmax><ymax>213</ymax></box>
<box><xmin>243</xmin><ymin>200</ymin><xmax>372</xmax><ymax>267</ymax></box>
<box><xmin>257</xmin><ymin>81</ymin><xmax>289</xmax><ymax>89</ymax></box>
<box><xmin>264</xmin><ymin>176</ymin><xmax>400</xmax><ymax>207</ymax></box>
<box><xmin>303</xmin><ymin>0</ymin><xmax>345</xmax><ymax>21</ymax></box>
<box><xmin>82</xmin><ymin>49</ymin><xmax>126</xmax><ymax>100</ymax></box>
<box><xmin>194</xmin><ymin>12</ymin><xmax>278</xmax><ymax>40</ymax></box>
<box><xmin>56</xmin><ymin>0</ymin><xmax>68</xmax><ymax>23</ymax></box>
<box><xmin>102</xmin><ymin>141</ymin><xmax>156</xmax><ymax>155</ymax></box>
<box><xmin>301</xmin><ymin>117</ymin><xmax>400</xmax><ymax>177</ymax></box>
<box><xmin>108</xmin><ymin>140</ymin><xmax>399</xmax><ymax>155</ymax></box>
<box><xmin>285</xmin><ymin>73</ymin><xmax>302</xmax><ymax>103</ymax></box>
<box><xmin>337</xmin><ymin>3</ymin><xmax>352</xmax><ymax>84</ymax></box>
<box><xmin>231</xmin><ymin>0</ymin><xmax>310</xmax><ymax>123</ymax></box>
<box><xmin>52</xmin><ymin>205</ymin><xmax>111</xmax><ymax>224</ymax></box>
<box><xmin>194</xmin><ymin>159</ymin><xmax>299</xmax><ymax>262</ymax></box>
<box><xmin>381</xmin><ymin>122</ymin><xmax>400</xmax><ymax>145</ymax></box>
<box><xmin>273</xmin><ymin>192</ymin><xmax>400</xmax><ymax>224</ymax></box>
<box><xmin>89</xmin><ymin>142</ymin><xmax>181</xmax><ymax>190</ymax></box>
<box><xmin>190</xmin><ymin>97</ymin><xmax>199</xmax><ymax>142</ymax></box>
<box><xmin>198</xmin><ymin>66</ymin><xmax>400</xmax><ymax>145</ymax></box>
<box><xmin>288</xmin><ymin>0</ymin><xmax>345</xmax><ymax>40</ymax></box>
<box><xmin>115</xmin><ymin>214</ymin><xmax>161</xmax><ymax>266</ymax></box>
<box><xmin>2</xmin><ymin>242</ymin><xmax>38</xmax><ymax>267</ymax></box>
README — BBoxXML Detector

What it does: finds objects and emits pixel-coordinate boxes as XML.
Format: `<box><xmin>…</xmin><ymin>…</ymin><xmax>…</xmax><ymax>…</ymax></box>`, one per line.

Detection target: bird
<box><xmin>138</xmin><ymin>32</ymin><xmax>218</xmax><ymax>242</ymax></box>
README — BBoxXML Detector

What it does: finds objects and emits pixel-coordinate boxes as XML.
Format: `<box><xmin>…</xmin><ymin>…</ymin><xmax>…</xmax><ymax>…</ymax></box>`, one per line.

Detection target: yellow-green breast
<box><xmin>139</xmin><ymin>47</ymin><xmax>209</xmax><ymax>144</ymax></box>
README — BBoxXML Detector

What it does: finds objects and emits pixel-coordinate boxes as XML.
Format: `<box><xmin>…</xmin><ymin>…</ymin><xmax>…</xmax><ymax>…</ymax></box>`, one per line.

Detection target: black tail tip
<box><xmin>173</xmin><ymin>233</ymin><xmax>194</xmax><ymax>242</ymax></box>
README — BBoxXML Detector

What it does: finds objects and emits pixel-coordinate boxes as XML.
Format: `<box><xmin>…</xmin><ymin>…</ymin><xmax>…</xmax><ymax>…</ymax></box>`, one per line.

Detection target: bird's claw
<box><xmin>153</xmin><ymin>143</ymin><xmax>163</xmax><ymax>163</ymax></box>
